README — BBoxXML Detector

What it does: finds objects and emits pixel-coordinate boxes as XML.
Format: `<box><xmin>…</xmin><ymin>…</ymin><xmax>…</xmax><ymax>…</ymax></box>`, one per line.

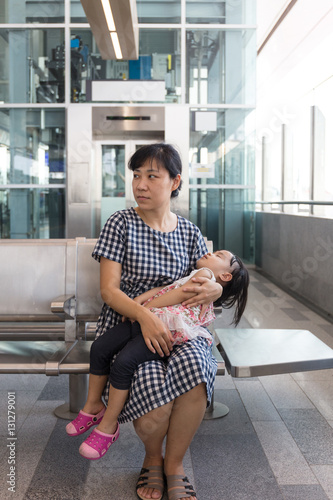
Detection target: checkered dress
<box><xmin>92</xmin><ymin>208</ymin><xmax>218</xmax><ymax>423</ymax></box>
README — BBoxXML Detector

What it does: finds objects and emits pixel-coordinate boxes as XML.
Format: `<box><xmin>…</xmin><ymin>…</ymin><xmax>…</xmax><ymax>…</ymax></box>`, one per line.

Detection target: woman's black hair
<box><xmin>128</xmin><ymin>143</ymin><xmax>183</xmax><ymax>198</ymax></box>
<box><xmin>214</xmin><ymin>255</ymin><xmax>249</xmax><ymax>326</ymax></box>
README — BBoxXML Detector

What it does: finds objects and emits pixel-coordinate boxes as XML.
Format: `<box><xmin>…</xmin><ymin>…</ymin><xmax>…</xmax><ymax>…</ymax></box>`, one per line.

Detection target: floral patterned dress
<box><xmin>144</xmin><ymin>268</ymin><xmax>216</xmax><ymax>346</ymax></box>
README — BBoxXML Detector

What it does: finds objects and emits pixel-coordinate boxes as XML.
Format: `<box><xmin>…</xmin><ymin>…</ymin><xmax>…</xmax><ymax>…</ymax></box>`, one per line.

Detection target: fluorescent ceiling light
<box><xmin>101</xmin><ymin>0</ymin><xmax>115</xmax><ymax>31</ymax></box>
<box><xmin>110</xmin><ymin>32</ymin><xmax>122</xmax><ymax>60</ymax></box>
<box><xmin>80</xmin><ymin>0</ymin><xmax>138</xmax><ymax>60</ymax></box>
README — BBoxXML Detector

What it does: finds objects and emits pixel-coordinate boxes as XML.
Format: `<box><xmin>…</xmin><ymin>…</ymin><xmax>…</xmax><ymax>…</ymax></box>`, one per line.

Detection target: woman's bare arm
<box><xmin>143</xmin><ymin>269</ymin><xmax>212</xmax><ymax>309</ymax></box>
<box><xmin>181</xmin><ymin>276</ymin><xmax>222</xmax><ymax>319</ymax></box>
<box><xmin>100</xmin><ymin>257</ymin><xmax>173</xmax><ymax>356</ymax></box>
<box><xmin>133</xmin><ymin>286</ymin><xmax>166</xmax><ymax>306</ymax></box>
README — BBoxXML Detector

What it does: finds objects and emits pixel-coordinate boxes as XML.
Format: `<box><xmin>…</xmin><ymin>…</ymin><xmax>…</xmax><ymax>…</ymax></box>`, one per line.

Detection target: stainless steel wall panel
<box><xmin>76</xmin><ymin>238</ymin><xmax>102</xmax><ymax>318</ymax></box>
<box><xmin>92</xmin><ymin>106</ymin><xmax>165</xmax><ymax>137</ymax></box>
<box><xmin>255</xmin><ymin>212</ymin><xmax>333</xmax><ymax>320</ymax></box>
<box><xmin>0</xmin><ymin>240</ymin><xmax>67</xmax><ymax>317</ymax></box>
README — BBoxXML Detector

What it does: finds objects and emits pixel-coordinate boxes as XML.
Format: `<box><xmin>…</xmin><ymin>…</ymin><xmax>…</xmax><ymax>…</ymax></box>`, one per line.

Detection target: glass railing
<box><xmin>254</xmin><ymin>201</ymin><xmax>333</xmax><ymax>218</ymax></box>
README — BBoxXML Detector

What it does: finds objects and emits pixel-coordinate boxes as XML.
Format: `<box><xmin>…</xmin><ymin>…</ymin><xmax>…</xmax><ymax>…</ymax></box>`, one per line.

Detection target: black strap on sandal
<box><xmin>167</xmin><ymin>475</ymin><xmax>196</xmax><ymax>500</ymax></box>
<box><xmin>136</xmin><ymin>466</ymin><xmax>164</xmax><ymax>500</ymax></box>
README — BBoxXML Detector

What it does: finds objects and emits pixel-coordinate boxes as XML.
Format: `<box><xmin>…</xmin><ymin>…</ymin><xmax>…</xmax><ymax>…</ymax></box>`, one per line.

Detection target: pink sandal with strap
<box><xmin>66</xmin><ymin>407</ymin><xmax>106</xmax><ymax>436</ymax></box>
<box><xmin>79</xmin><ymin>422</ymin><xmax>120</xmax><ymax>460</ymax></box>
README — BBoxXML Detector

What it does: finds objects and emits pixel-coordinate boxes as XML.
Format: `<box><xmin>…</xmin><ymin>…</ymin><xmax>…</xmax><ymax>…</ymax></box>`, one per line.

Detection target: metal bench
<box><xmin>5</xmin><ymin>240</ymin><xmax>331</xmax><ymax>423</ymax></box>
<box><xmin>0</xmin><ymin>238</ymin><xmax>100</xmax><ymax>418</ymax></box>
<box><xmin>0</xmin><ymin>237</ymin><xmax>226</xmax><ymax>420</ymax></box>
<box><xmin>215</xmin><ymin>328</ymin><xmax>333</xmax><ymax>378</ymax></box>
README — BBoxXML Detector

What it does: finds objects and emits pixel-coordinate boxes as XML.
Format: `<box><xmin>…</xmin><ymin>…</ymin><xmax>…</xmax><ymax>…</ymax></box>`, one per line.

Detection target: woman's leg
<box><xmin>133</xmin><ymin>383</ymin><xmax>206</xmax><ymax>500</ymax></box>
<box><xmin>134</xmin><ymin>402</ymin><xmax>174</xmax><ymax>500</ymax></box>
<box><xmin>164</xmin><ymin>383</ymin><xmax>207</xmax><ymax>500</ymax></box>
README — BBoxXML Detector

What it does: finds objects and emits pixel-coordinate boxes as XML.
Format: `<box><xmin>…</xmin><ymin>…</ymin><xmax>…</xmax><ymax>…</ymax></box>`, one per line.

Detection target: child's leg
<box><xmin>81</xmin><ymin>320</ymin><xmax>135</xmax><ymax>414</ymax></box>
<box><xmin>96</xmin><ymin>322</ymin><xmax>164</xmax><ymax>434</ymax></box>
<box><xmin>95</xmin><ymin>385</ymin><xmax>129</xmax><ymax>434</ymax></box>
<box><xmin>81</xmin><ymin>374</ymin><xmax>109</xmax><ymax>415</ymax></box>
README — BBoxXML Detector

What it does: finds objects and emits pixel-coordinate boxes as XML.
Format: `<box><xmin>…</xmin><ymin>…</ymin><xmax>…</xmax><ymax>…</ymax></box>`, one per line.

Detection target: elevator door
<box><xmin>95</xmin><ymin>140</ymin><xmax>154</xmax><ymax>231</ymax></box>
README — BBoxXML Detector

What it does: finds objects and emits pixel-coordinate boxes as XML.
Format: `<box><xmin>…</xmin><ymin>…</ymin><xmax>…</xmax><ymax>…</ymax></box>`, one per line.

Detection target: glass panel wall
<box><xmin>101</xmin><ymin>144</ymin><xmax>126</xmax><ymax>226</ymax></box>
<box><xmin>137</xmin><ymin>0</ymin><xmax>181</xmax><ymax>23</ymax></box>
<box><xmin>186</xmin><ymin>0</ymin><xmax>256</xmax><ymax>24</ymax></box>
<box><xmin>186</xmin><ymin>29</ymin><xmax>256</xmax><ymax>105</ymax></box>
<box><xmin>0</xmin><ymin>188</ymin><xmax>65</xmax><ymax>238</ymax></box>
<box><xmin>70</xmin><ymin>0</ymin><xmax>87</xmax><ymax>23</ymax></box>
<box><xmin>1</xmin><ymin>0</ymin><xmax>256</xmax><ymax>247</ymax></box>
<box><xmin>189</xmin><ymin>187</ymin><xmax>254</xmax><ymax>260</ymax></box>
<box><xmin>190</xmin><ymin>109</ymin><xmax>255</xmax><ymax>185</ymax></box>
<box><xmin>0</xmin><ymin>109</ymin><xmax>65</xmax><ymax>185</ymax></box>
<box><xmin>0</xmin><ymin>108</ymin><xmax>65</xmax><ymax>238</ymax></box>
<box><xmin>0</xmin><ymin>29</ymin><xmax>65</xmax><ymax>104</ymax></box>
<box><xmin>1</xmin><ymin>0</ymin><xmax>64</xmax><ymax>23</ymax></box>
<box><xmin>189</xmin><ymin>108</ymin><xmax>255</xmax><ymax>260</ymax></box>
<box><xmin>71</xmin><ymin>29</ymin><xmax>181</xmax><ymax>103</ymax></box>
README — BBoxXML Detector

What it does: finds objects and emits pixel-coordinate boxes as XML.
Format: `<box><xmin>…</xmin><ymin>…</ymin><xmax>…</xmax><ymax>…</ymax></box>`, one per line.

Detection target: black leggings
<box><xmin>90</xmin><ymin>320</ymin><xmax>163</xmax><ymax>390</ymax></box>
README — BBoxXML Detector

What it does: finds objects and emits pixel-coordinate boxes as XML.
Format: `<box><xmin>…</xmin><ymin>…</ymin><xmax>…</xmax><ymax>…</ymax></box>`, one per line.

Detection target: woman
<box><xmin>92</xmin><ymin>143</ymin><xmax>222</xmax><ymax>500</ymax></box>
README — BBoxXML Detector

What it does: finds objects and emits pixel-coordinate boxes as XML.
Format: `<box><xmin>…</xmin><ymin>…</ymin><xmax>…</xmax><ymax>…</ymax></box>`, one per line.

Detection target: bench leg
<box><xmin>54</xmin><ymin>374</ymin><xmax>89</xmax><ymax>420</ymax></box>
<box><xmin>203</xmin><ymin>390</ymin><xmax>229</xmax><ymax>420</ymax></box>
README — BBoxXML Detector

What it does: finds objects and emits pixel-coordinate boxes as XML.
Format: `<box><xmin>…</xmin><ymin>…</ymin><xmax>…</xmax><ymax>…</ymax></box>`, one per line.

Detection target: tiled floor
<box><xmin>1</xmin><ymin>269</ymin><xmax>333</xmax><ymax>500</ymax></box>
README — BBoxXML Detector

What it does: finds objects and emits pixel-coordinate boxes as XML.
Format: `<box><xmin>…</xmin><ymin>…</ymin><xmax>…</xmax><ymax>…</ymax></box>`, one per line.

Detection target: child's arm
<box><xmin>133</xmin><ymin>286</ymin><xmax>166</xmax><ymax>305</ymax></box>
<box><xmin>144</xmin><ymin>269</ymin><xmax>212</xmax><ymax>309</ymax></box>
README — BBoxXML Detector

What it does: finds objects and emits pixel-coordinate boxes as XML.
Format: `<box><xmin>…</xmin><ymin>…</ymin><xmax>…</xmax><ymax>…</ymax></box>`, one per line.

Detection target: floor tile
<box><xmin>195</xmin><ymin>389</ymin><xmax>255</xmax><ymax>436</ymax></box>
<box><xmin>281</xmin><ymin>308</ymin><xmax>309</xmax><ymax>321</ymax></box>
<box><xmin>82</xmin><ymin>468</ymin><xmax>141</xmax><ymax>500</ymax></box>
<box><xmin>259</xmin><ymin>374</ymin><xmax>315</xmax><ymax>409</ymax></box>
<box><xmin>311</xmin><ymin>465</ymin><xmax>333</xmax><ymax>500</ymax></box>
<box><xmin>251</xmin><ymin>282</ymin><xmax>278</xmax><ymax>297</ymax></box>
<box><xmin>0</xmin><ymin>373</ymin><xmax>48</xmax><ymax>392</ymax></box>
<box><xmin>16</xmin><ymin>400</ymin><xmax>59</xmax><ymax>450</ymax></box>
<box><xmin>253</xmin><ymin>421</ymin><xmax>317</xmax><ymax>485</ymax></box>
<box><xmin>320</xmin><ymin>324</ymin><xmax>333</xmax><ymax>336</ymax></box>
<box><xmin>214</xmin><ymin>373</ymin><xmax>235</xmax><ymax>390</ymax></box>
<box><xmin>234</xmin><ymin>380</ymin><xmax>282</xmax><ymax>421</ymax></box>
<box><xmin>38</xmin><ymin>374</ymin><xmax>70</xmax><ymax>401</ymax></box>
<box><xmin>291</xmin><ymin>370</ymin><xmax>333</xmax><ymax>382</ymax></box>
<box><xmin>24</xmin><ymin>419</ymin><xmax>91</xmax><ymax>500</ymax></box>
<box><xmin>296</xmin><ymin>381</ymin><xmax>333</xmax><ymax>420</ymax></box>
<box><xmin>191</xmin><ymin>433</ymin><xmax>284</xmax><ymax>500</ymax></box>
<box><xmin>280</xmin><ymin>484</ymin><xmax>329</xmax><ymax>500</ymax></box>
<box><xmin>0</xmin><ymin>390</ymin><xmax>42</xmax><ymax>437</ymax></box>
<box><xmin>279</xmin><ymin>409</ymin><xmax>333</xmax><ymax>465</ymax></box>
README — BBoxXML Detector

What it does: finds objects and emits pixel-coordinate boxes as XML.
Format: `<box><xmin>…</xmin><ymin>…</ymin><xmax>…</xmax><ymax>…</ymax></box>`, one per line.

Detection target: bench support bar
<box><xmin>204</xmin><ymin>392</ymin><xmax>229</xmax><ymax>420</ymax></box>
<box><xmin>54</xmin><ymin>373</ymin><xmax>89</xmax><ymax>420</ymax></box>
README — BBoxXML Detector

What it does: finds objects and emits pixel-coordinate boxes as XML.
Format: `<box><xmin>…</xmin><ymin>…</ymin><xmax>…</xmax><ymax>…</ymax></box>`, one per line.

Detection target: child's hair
<box><xmin>214</xmin><ymin>254</ymin><xmax>249</xmax><ymax>326</ymax></box>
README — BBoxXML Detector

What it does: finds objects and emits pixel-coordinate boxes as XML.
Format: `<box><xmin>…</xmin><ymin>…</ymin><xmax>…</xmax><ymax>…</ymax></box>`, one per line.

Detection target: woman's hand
<box><xmin>137</xmin><ymin>308</ymin><xmax>174</xmax><ymax>357</ymax></box>
<box><xmin>181</xmin><ymin>276</ymin><xmax>222</xmax><ymax>318</ymax></box>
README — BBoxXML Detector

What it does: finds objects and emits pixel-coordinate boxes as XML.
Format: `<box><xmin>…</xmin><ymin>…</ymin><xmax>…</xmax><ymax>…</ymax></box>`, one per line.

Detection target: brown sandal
<box><xmin>167</xmin><ymin>475</ymin><xmax>196</xmax><ymax>500</ymax></box>
<box><xmin>136</xmin><ymin>465</ymin><xmax>164</xmax><ymax>500</ymax></box>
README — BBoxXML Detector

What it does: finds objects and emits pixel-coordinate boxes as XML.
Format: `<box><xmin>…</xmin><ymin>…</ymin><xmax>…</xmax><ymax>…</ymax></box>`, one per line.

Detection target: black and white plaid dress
<box><xmin>92</xmin><ymin>207</ymin><xmax>218</xmax><ymax>423</ymax></box>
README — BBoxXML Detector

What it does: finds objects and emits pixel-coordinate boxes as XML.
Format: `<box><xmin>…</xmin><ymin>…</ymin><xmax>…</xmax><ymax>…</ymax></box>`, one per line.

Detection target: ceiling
<box><xmin>80</xmin><ymin>0</ymin><xmax>139</xmax><ymax>60</ymax></box>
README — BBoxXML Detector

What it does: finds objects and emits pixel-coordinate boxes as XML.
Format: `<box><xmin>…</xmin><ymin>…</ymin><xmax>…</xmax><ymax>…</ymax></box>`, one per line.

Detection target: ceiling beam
<box><xmin>80</xmin><ymin>0</ymin><xmax>139</xmax><ymax>60</ymax></box>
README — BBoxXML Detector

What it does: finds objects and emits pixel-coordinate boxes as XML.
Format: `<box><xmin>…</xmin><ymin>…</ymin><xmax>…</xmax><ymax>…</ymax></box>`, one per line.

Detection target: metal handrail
<box><xmin>254</xmin><ymin>201</ymin><xmax>333</xmax><ymax>206</ymax></box>
<box><xmin>251</xmin><ymin>201</ymin><xmax>333</xmax><ymax>214</ymax></box>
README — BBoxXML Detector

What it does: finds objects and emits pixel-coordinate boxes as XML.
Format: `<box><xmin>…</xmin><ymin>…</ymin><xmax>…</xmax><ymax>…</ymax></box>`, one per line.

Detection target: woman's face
<box><xmin>132</xmin><ymin>160</ymin><xmax>181</xmax><ymax>211</ymax></box>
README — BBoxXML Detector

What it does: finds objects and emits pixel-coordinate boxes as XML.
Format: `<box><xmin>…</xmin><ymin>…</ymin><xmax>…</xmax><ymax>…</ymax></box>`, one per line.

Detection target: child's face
<box><xmin>197</xmin><ymin>250</ymin><xmax>234</xmax><ymax>281</ymax></box>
